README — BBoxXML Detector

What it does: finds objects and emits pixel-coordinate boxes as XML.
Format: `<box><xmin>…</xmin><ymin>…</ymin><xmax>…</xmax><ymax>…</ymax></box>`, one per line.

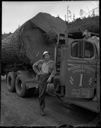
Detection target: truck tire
<box><xmin>15</xmin><ymin>76</ymin><xmax>26</xmax><ymax>97</ymax></box>
<box><xmin>7</xmin><ymin>72</ymin><xmax>16</xmax><ymax>92</ymax></box>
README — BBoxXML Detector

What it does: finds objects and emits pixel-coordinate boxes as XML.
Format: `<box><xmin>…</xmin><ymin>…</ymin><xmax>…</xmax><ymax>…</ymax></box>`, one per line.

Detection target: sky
<box><xmin>2</xmin><ymin>1</ymin><xmax>99</xmax><ymax>34</ymax></box>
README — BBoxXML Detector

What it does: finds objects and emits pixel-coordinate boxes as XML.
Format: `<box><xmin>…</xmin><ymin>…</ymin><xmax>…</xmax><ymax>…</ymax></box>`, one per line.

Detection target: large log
<box><xmin>2</xmin><ymin>28</ymin><xmax>25</xmax><ymax>65</ymax></box>
<box><xmin>2</xmin><ymin>12</ymin><xmax>67</xmax><ymax>72</ymax></box>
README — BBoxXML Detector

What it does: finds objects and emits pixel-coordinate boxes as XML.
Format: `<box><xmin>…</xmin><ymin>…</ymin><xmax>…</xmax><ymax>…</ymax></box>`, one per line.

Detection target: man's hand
<box><xmin>37</xmin><ymin>71</ymin><xmax>44</xmax><ymax>76</ymax></box>
<box><xmin>47</xmin><ymin>76</ymin><xmax>52</xmax><ymax>83</ymax></box>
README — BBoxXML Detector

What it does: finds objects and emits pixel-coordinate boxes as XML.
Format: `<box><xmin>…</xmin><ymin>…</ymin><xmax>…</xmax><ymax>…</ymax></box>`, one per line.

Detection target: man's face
<box><xmin>44</xmin><ymin>53</ymin><xmax>50</xmax><ymax>61</ymax></box>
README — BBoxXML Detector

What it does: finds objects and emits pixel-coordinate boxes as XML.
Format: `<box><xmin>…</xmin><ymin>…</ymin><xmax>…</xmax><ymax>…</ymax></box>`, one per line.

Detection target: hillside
<box><xmin>67</xmin><ymin>16</ymin><xmax>99</xmax><ymax>34</ymax></box>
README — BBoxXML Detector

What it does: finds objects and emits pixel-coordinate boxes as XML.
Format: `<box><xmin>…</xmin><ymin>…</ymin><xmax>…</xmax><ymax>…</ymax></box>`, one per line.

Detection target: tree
<box><xmin>67</xmin><ymin>6</ymin><xmax>72</xmax><ymax>22</ymax></box>
<box><xmin>73</xmin><ymin>14</ymin><xmax>75</xmax><ymax>21</ymax></box>
<box><xmin>92</xmin><ymin>9</ymin><xmax>95</xmax><ymax>17</ymax></box>
<box><xmin>80</xmin><ymin>9</ymin><xmax>84</xmax><ymax>19</ymax></box>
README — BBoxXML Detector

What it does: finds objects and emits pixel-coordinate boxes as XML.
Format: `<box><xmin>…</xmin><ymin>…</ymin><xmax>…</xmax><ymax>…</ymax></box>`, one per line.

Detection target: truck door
<box><xmin>65</xmin><ymin>39</ymin><xmax>96</xmax><ymax>99</ymax></box>
<box><xmin>65</xmin><ymin>40</ymin><xmax>84</xmax><ymax>98</ymax></box>
<box><xmin>81</xmin><ymin>40</ymin><xmax>97</xmax><ymax>99</ymax></box>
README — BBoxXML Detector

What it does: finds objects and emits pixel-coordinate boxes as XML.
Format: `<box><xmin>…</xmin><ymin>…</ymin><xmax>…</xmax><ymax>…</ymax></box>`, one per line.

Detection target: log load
<box><xmin>2</xmin><ymin>12</ymin><xmax>67</xmax><ymax>74</ymax></box>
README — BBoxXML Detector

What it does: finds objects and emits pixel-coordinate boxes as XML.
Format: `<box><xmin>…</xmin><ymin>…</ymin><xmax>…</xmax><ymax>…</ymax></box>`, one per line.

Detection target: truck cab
<box><xmin>54</xmin><ymin>33</ymin><xmax>100</xmax><ymax>113</ymax></box>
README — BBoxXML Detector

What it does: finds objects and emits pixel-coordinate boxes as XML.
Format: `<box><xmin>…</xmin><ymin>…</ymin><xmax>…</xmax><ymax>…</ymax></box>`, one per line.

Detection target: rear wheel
<box><xmin>15</xmin><ymin>76</ymin><xmax>26</xmax><ymax>97</ymax></box>
<box><xmin>7</xmin><ymin>72</ymin><xmax>16</xmax><ymax>92</ymax></box>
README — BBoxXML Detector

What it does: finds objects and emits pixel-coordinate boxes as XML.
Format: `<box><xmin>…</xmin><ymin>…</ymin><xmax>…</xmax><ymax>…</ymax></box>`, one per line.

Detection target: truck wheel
<box><xmin>15</xmin><ymin>77</ymin><xmax>26</xmax><ymax>97</ymax></box>
<box><xmin>7</xmin><ymin>72</ymin><xmax>16</xmax><ymax>92</ymax></box>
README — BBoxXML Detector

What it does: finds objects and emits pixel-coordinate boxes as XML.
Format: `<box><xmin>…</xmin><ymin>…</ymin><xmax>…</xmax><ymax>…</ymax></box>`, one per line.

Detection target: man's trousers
<box><xmin>38</xmin><ymin>74</ymin><xmax>50</xmax><ymax>111</ymax></box>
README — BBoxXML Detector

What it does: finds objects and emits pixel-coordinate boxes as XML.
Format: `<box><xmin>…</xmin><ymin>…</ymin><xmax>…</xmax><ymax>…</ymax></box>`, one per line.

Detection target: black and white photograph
<box><xmin>1</xmin><ymin>0</ymin><xmax>100</xmax><ymax>127</ymax></box>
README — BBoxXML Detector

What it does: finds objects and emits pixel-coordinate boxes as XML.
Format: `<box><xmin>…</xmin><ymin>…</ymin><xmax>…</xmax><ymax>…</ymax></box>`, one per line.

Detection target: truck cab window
<box><xmin>71</xmin><ymin>42</ymin><xmax>78</xmax><ymax>57</ymax></box>
<box><xmin>71</xmin><ymin>41</ymin><xmax>82</xmax><ymax>58</ymax></box>
<box><xmin>84</xmin><ymin>41</ymin><xmax>94</xmax><ymax>58</ymax></box>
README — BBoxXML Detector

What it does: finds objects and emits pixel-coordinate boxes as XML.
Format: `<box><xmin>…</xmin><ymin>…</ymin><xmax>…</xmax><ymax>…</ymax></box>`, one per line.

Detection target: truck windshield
<box><xmin>71</xmin><ymin>41</ymin><xmax>82</xmax><ymax>58</ymax></box>
<box><xmin>71</xmin><ymin>40</ymin><xmax>95</xmax><ymax>59</ymax></box>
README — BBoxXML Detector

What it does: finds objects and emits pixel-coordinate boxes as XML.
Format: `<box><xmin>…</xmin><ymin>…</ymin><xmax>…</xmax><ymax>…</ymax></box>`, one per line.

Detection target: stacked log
<box><xmin>2</xmin><ymin>12</ymin><xmax>67</xmax><ymax>69</ymax></box>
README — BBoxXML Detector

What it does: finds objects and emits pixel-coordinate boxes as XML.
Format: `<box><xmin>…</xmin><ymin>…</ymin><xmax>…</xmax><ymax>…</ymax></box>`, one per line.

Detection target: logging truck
<box><xmin>1</xmin><ymin>13</ymin><xmax>100</xmax><ymax>115</ymax></box>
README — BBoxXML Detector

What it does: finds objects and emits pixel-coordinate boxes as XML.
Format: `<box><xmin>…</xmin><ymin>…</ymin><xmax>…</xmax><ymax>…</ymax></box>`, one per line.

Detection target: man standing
<box><xmin>32</xmin><ymin>51</ymin><xmax>55</xmax><ymax>116</ymax></box>
<box><xmin>83</xmin><ymin>29</ymin><xmax>91</xmax><ymax>39</ymax></box>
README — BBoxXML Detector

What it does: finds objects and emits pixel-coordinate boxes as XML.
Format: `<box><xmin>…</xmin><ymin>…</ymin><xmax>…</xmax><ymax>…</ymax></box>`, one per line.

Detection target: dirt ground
<box><xmin>0</xmin><ymin>78</ymin><xmax>98</xmax><ymax>127</ymax></box>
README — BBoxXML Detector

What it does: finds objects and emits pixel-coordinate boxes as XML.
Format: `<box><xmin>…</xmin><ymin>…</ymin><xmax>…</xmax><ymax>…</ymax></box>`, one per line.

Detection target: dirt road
<box><xmin>1</xmin><ymin>79</ymin><xmax>97</xmax><ymax>127</ymax></box>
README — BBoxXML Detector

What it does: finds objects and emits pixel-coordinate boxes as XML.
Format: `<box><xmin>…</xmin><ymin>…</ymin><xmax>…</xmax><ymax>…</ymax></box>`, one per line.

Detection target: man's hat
<box><xmin>43</xmin><ymin>51</ymin><xmax>49</xmax><ymax>56</ymax></box>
